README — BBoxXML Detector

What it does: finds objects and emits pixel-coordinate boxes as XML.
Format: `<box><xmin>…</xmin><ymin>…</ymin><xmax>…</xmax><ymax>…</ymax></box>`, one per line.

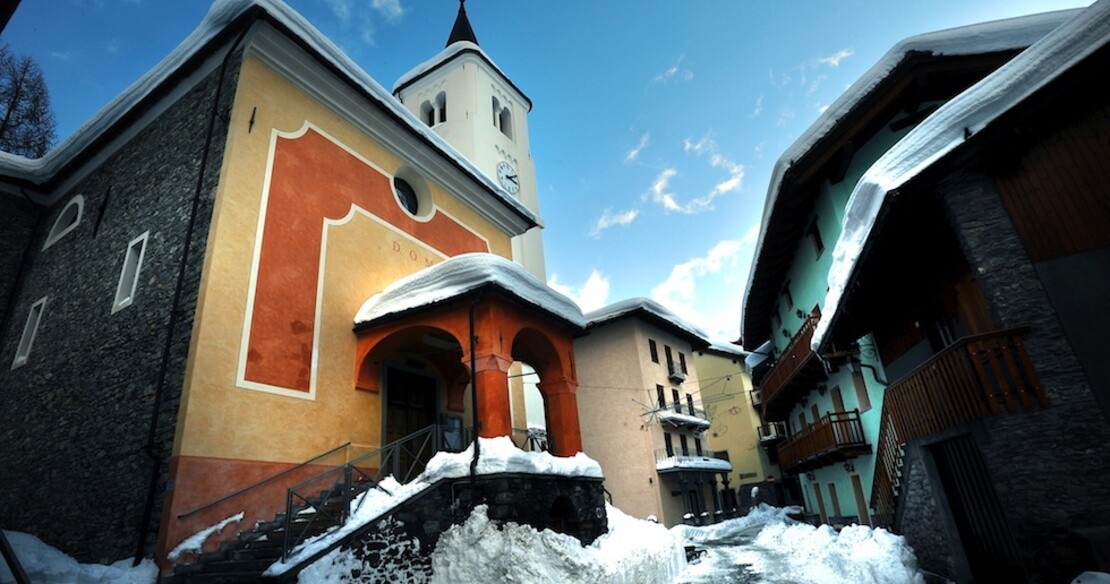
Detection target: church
<box><xmin>0</xmin><ymin>0</ymin><xmax>589</xmax><ymax>575</ymax></box>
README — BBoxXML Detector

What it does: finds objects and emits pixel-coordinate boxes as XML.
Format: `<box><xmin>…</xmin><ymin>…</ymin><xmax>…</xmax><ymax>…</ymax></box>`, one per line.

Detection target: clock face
<box><xmin>496</xmin><ymin>161</ymin><xmax>520</xmax><ymax>195</ymax></box>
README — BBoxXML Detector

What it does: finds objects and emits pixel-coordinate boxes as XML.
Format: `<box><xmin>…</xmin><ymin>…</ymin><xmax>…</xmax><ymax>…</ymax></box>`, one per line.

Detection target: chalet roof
<box><xmin>354</xmin><ymin>253</ymin><xmax>587</xmax><ymax>331</ymax></box>
<box><xmin>0</xmin><ymin>0</ymin><xmax>537</xmax><ymax>229</ymax></box>
<box><xmin>585</xmin><ymin>298</ymin><xmax>709</xmax><ymax>348</ymax></box>
<box><xmin>811</xmin><ymin>0</ymin><xmax>1110</xmax><ymax>352</ymax></box>
<box><xmin>739</xmin><ymin>9</ymin><xmax>1077</xmax><ymax>348</ymax></box>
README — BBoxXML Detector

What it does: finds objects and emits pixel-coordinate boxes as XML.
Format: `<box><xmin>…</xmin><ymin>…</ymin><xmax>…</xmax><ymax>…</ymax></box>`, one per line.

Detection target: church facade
<box><xmin>0</xmin><ymin>0</ymin><xmax>557</xmax><ymax>570</ymax></box>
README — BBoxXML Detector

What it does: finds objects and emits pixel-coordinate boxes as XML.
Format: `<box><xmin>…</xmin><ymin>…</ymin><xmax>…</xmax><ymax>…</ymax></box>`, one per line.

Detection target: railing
<box><xmin>871</xmin><ymin>327</ymin><xmax>1046</xmax><ymax>527</ymax></box>
<box><xmin>281</xmin><ymin>424</ymin><xmax>442</xmax><ymax>561</ymax></box>
<box><xmin>760</xmin><ymin>316</ymin><xmax>825</xmax><ymax>417</ymax></box>
<box><xmin>654</xmin><ymin>448</ymin><xmax>732</xmax><ymax>472</ymax></box>
<box><xmin>777</xmin><ymin>410</ymin><xmax>868</xmax><ymax>472</ymax></box>
<box><xmin>757</xmin><ymin>421</ymin><xmax>787</xmax><ymax>442</ymax></box>
<box><xmin>750</xmin><ymin>388</ymin><xmax>762</xmax><ymax>407</ymax></box>
<box><xmin>512</xmin><ymin>427</ymin><xmax>549</xmax><ymax>452</ymax></box>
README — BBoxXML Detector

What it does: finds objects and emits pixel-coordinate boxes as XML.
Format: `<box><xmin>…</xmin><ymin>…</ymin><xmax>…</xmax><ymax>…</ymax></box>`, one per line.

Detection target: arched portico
<box><xmin>354</xmin><ymin>254</ymin><xmax>587</xmax><ymax>457</ymax></box>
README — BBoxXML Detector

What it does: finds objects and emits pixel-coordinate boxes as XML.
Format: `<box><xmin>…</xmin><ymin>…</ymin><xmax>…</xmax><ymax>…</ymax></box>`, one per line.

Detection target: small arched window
<box><xmin>435</xmin><ymin>92</ymin><xmax>447</xmax><ymax>124</ymax></box>
<box><xmin>498</xmin><ymin>107</ymin><xmax>513</xmax><ymax>139</ymax></box>
<box><xmin>491</xmin><ymin>96</ymin><xmax>501</xmax><ymax>128</ymax></box>
<box><xmin>43</xmin><ymin>194</ymin><xmax>84</xmax><ymax>250</ymax></box>
<box><xmin>420</xmin><ymin>101</ymin><xmax>435</xmax><ymax>127</ymax></box>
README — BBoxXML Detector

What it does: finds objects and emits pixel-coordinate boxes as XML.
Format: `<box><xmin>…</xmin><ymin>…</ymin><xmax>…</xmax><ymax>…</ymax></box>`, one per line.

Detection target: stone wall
<box><xmin>894</xmin><ymin>169</ymin><xmax>1110</xmax><ymax>583</ymax></box>
<box><xmin>283</xmin><ymin>474</ymin><xmax>608</xmax><ymax>581</ymax></box>
<box><xmin>0</xmin><ymin>57</ymin><xmax>240</xmax><ymax>564</ymax></box>
<box><xmin>0</xmin><ymin>196</ymin><xmax>39</xmax><ymax>326</ymax></box>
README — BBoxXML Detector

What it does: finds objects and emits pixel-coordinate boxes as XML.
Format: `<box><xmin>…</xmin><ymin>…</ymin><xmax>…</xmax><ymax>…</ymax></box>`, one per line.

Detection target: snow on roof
<box><xmin>812</xmin><ymin>2</ymin><xmax>1110</xmax><ymax>351</ymax></box>
<box><xmin>354</xmin><ymin>253</ymin><xmax>587</xmax><ymax>328</ymax></box>
<box><xmin>741</xmin><ymin>8</ymin><xmax>1078</xmax><ymax>341</ymax></box>
<box><xmin>658</xmin><ymin>410</ymin><xmax>712</xmax><ymax>431</ymax></box>
<box><xmin>585</xmin><ymin>297</ymin><xmax>708</xmax><ymax>345</ymax></box>
<box><xmin>704</xmin><ymin>341</ymin><xmax>749</xmax><ymax>359</ymax></box>
<box><xmin>0</xmin><ymin>0</ymin><xmax>536</xmax><ymax>226</ymax></box>
<box><xmin>655</xmin><ymin>454</ymin><xmax>732</xmax><ymax>473</ymax></box>
<box><xmin>393</xmin><ymin>41</ymin><xmax>532</xmax><ymax>110</ymax></box>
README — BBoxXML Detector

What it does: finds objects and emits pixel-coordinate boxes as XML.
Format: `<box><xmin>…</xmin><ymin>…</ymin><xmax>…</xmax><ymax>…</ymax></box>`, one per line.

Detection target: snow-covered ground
<box><xmin>3</xmin><ymin>440</ymin><xmax>1108</xmax><ymax>584</ymax></box>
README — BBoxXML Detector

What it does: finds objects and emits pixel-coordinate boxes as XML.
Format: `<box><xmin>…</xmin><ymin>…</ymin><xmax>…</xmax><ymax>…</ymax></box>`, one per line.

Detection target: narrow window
<box><xmin>492</xmin><ymin>96</ymin><xmax>501</xmax><ymax>127</ymax></box>
<box><xmin>11</xmin><ymin>297</ymin><xmax>46</xmax><ymax>369</ymax></box>
<box><xmin>435</xmin><ymin>91</ymin><xmax>447</xmax><ymax>123</ymax></box>
<box><xmin>499</xmin><ymin>107</ymin><xmax>513</xmax><ymax>139</ymax></box>
<box><xmin>686</xmin><ymin>393</ymin><xmax>695</xmax><ymax>415</ymax></box>
<box><xmin>811</xmin><ymin>403</ymin><xmax>820</xmax><ymax>425</ymax></box>
<box><xmin>43</xmin><ymin>194</ymin><xmax>84</xmax><ymax>250</ymax></box>
<box><xmin>655</xmin><ymin>384</ymin><xmax>666</xmax><ymax>409</ymax></box>
<box><xmin>664</xmin><ymin>432</ymin><xmax>674</xmax><ymax>456</ymax></box>
<box><xmin>828</xmin><ymin>483</ymin><xmax>842</xmax><ymax>517</ymax></box>
<box><xmin>831</xmin><ymin>386</ymin><xmax>845</xmax><ymax>413</ymax></box>
<box><xmin>782</xmin><ymin>280</ymin><xmax>794</xmax><ymax>312</ymax></box>
<box><xmin>679</xmin><ymin>352</ymin><xmax>687</xmax><ymax>373</ymax></box>
<box><xmin>421</xmin><ymin>101</ymin><xmax>434</xmax><ymax>127</ymax></box>
<box><xmin>807</xmin><ymin>218</ymin><xmax>825</xmax><ymax>256</ymax></box>
<box><xmin>665</xmin><ymin>346</ymin><xmax>674</xmax><ymax>371</ymax></box>
<box><xmin>649</xmin><ymin>339</ymin><xmax>659</xmax><ymax>363</ymax></box>
<box><xmin>852</xmin><ymin>370</ymin><xmax>872</xmax><ymax>412</ymax></box>
<box><xmin>694</xmin><ymin>437</ymin><xmax>703</xmax><ymax>456</ymax></box>
<box><xmin>113</xmin><ymin>231</ymin><xmax>149</xmax><ymax>313</ymax></box>
<box><xmin>798</xmin><ymin>412</ymin><xmax>807</xmax><ymax>431</ymax></box>
<box><xmin>679</xmin><ymin>434</ymin><xmax>689</xmax><ymax>456</ymax></box>
<box><xmin>672</xmin><ymin>388</ymin><xmax>681</xmax><ymax>413</ymax></box>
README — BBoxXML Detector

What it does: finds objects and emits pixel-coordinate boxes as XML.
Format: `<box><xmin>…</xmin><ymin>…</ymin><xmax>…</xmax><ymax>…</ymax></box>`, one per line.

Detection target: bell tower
<box><xmin>393</xmin><ymin>0</ymin><xmax>546</xmax><ymax>278</ymax></box>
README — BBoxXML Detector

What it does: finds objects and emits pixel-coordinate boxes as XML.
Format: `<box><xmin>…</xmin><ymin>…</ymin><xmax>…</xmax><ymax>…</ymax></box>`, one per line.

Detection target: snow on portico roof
<box><xmin>354</xmin><ymin>253</ymin><xmax>587</xmax><ymax>329</ymax></box>
<box><xmin>0</xmin><ymin>0</ymin><xmax>537</xmax><ymax>227</ymax></box>
<box><xmin>705</xmin><ymin>341</ymin><xmax>749</xmax><ymax>359</ymax></box>
<box><xmin>739</xmin><ymin>8</ymin><xmax>1078</xmax><ymax>345</ymax></box>
<box><xmin>812</xmin><ymin>1</ymin><xmax>1110</xmax><ymax>352</ymax></box>
<box><xmin>585</xmin><ymin>298</ymin><xmax>708</xmax><ymax>347</ymax></box>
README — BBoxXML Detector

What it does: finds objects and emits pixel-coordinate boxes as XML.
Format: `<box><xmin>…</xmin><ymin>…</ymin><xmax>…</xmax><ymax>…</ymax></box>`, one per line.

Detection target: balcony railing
<box><xmin>759</xmin><ymin>315</ymin><xmax>827</xmax><ymax>420</ymax></box>
<box><xmin>778</xmin><ymin>410</ymin><xmax>869</xmax><ymax>473</ymax></box>
<box><xmin>749</xmin><ymin>388</ymin><xmax>762</xmax><ymax>408</ymax></box>
<box><xmin>757</xmin><ymin>421</ymin><xmax>787</xmax><ymax>443</ymax></box>
<box><xmin>658</xmin><ymin>404</ymin><xmax>710</xmax><ymax>430</ymax></box>
<box><xmin>654</xmin><ymin>448</ymin><xmax>733</xmax><ymax>473</ymax></box>
<box><xmin>871</xmin><ymin>327</ymin><xmax>1046</xmax><ymax>527</ymax></box>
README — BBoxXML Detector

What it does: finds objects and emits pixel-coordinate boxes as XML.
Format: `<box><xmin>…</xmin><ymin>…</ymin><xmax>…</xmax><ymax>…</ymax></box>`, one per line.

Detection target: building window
<box><xmin>798</xmin><ymin>412</ymin><xmax>807</xmax><ymax>431</ymax></box>
<box><xmin>43</xmin><ymin>194</ymin><xmax>84</xmax><ymax>250</ymax></box>
<box><xmin>686</xmin><ymin>393</ymin><xmax>695</xmax><ymax>415</ymax></box>
<box><xmin>656</xmin><ymin>384</ymin><xmax>666</xmax><ymax>409</ymax></box>
<box><xmin>679</xmin><ymin>352</ymin><xmax>687</xmax><ymax>373</ymax></box>
<box><xmin>807</xmin><ymin>218</ymin><xmax>825</xmax><ymax>256</ymax></box>
<box><xmin>492</xmin><ymin>96</ymin><xmax>513</xmax><ymax>139</ymax></box>
<box><xmin>665</xmin><ymin>345</ymin><xmax>674</xmax><ymax>371</ymax></box>
<box><xmin>782</xmin><ymin>280</ymin><xmax>795</xmax><ymax>313</ymax></box>
<box><xmin>679</xmin><ymin>434</ymin><xmax>689</xmax><ymax>456</ymax></box>
<box><xmin>421</xmin><ymin>101</ymin><xmax>434</xmax><ymax>126</ymax></box>
<box><xmin>113</xmin><ymin>231</ymin><xmax>149</xmax><ymax>313</ymax></box>
<box><xmin>649</xmin><ymin>339</ymin><xmax>659</xmax><ymax>363</ymax></box>
<box><xmin>694</xmin><ymin>436</ymin><xmax>703</xmax><ymax>456</ymax></box>
<box><xmin>852</xmin><ymin>370</ymin><xmax>872</xmax><ymax>412</ymax></box>
<box><xmin>435</xmin><ymin>91</ymin><xmax>447</xmax><ymax>124</ymax></box>
<box><xmin>11</xmin><ymin>297</ymin><xmax>46</xmax><ymax>369</ymax></box>
<box><xmin>672</xmin><ymin>388</ymin><xmax>681</xmax><ymax>413</ymax></box>
<box><xmin>393</xmin><ymin>177</ymin><xmax>420</xmax><ymax>215</ymax></box>
<box><xmin>664</xmin><ymin>432</ymin><xmax>674</xmax><ymax>456</ymax></box>
<box><xmin>811</xmin><ymin>403</ymin><xmax>820</xmax><ymax>424</ymax></box>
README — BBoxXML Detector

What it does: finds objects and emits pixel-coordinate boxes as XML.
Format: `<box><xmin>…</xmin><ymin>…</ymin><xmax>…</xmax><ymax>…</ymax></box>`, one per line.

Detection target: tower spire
<box><xmin>446</xmin><ymin>0</ymin><xmax>478</xmax><ymax>47</ymax></box>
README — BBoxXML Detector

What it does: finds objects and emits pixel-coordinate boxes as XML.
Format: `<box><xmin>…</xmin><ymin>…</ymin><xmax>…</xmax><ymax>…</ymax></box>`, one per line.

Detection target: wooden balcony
<box><xmin>778</xmin><ymin>410</ymin><xmax>870</xmax><ymax>473</ymax></box>
<box><xmin>759</xmin><ymin>316</ymin><xmax>828</xmax><ymax>420</ymax></box>
<box><xmin>871</xmin><ymin>327</ymin><xmax>1047</xmax><ymax>527</ymax></box>
<box><xmin>757</xmin><ymin>421</ymin><xmax>787</xmax><ymax>443</ymax></box>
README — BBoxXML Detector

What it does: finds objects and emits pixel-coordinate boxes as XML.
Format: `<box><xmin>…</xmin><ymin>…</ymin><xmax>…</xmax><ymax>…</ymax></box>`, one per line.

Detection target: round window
<box><xmin>394</xmin><ymin>177</ymin><xmax>419</xmax><ymax>215</ymax></box>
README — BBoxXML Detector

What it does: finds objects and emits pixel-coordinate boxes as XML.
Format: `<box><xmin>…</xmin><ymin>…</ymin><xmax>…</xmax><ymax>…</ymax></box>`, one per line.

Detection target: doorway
<box><xmin>384</xmin><ymin>365</ymin><xmax>438</xmax><ymax>480</ymax></box>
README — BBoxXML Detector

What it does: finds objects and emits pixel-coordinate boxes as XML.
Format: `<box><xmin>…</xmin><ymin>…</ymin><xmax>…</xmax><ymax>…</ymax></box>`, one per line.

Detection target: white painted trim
<box><xmin>11</xmin><ymin>296</ymin><xmax>47</xmax><ymax>370</ymax></box>
<box><xmin>42</xmin><ymin>194</ymin><xmax>85</xmax><ymax>250</ymax></box>
<box><xmin>112</xmin><ymin>230</ymin><xmax>150</xmax><ymax>313</ymax></box>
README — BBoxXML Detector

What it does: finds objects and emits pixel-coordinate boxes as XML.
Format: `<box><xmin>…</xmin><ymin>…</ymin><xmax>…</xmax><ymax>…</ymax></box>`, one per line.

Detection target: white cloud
<box><xmin>807</xmin><ymin>74</ymin><xmax>827</xmax><ymax>95</ymax></box>
<box><xmin>819</xmin><ymin>48</ymin><xmax>855</xmax><ymax>67</ymax></box>
<box><xmin>751</xmin><ymin>94</ymin><xmax>764</xmax><ymax>118</ymax></box>
<box><xmin>326</xmin><ymin>0</ymin><xmax>406</xmax><ymax>45</ymax></box>
<box><xmin>653</xmin><ymin>55</ymin><xmax>694</xmax><ymax>83</ymax></box>
<box><xmin>590</xmin><ymin>208</ymin><xmax>639</xmax><ymax>237</ymax></box>
<box><xmin>625</xmin><ymin>132</ymin><xmax>650</xmax><ymax>163</ymax></box>
<box><xmin>372</xmin><ymin>0</ymin><xmax>404</xmax><ymax>22</ymax></box>
<box><xmin>646</xmin><ymin>137</ymin><xmax>745</xmax><ymax>214</ymax></box>
<box><xmin>651</xmin><ymin>240</ymin><xmax>745</xmax><ymax>341</ymax></box>
<box><xmin>548</xmin><ymin>270</ymin><xmax>610</xmax><ymax>313</ymax></box>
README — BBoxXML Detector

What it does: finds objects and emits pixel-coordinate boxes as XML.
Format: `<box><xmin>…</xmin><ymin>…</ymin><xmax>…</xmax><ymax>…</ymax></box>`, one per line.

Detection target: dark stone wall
<box><xmin>896</xmin><ymin>441</ymin><xmax>971</xmax><ymax>583</ymax></box>
<box><xmin>0</xmin><ymin>57</ymin><xmax>240</xmax><ymax>564</ymax></box>
<box><xmin>280</xmin><ymin>474</ymin><xmax>609</xmax><ymax>582</ymax></box>
<box><xmin>0</xmin><ymin>196</ymin><xmax>40</xmax><ymax>328</ymax></box>
<box><xmin>895</xmin><ymin>170</ymin><xmax>1110</xmax><ymax>583</ymax></box>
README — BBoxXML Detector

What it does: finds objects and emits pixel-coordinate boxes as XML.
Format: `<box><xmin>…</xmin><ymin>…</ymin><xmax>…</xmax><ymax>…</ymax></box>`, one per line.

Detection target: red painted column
<box><xmin>538</xmin><ymin>377</ymin><xmax>583</xmax><ymax>456</ymax></box>
<box><xmin>472</xmin><ymin>352</ymin><xmax>514</xmax><ymax>438</ymax></box>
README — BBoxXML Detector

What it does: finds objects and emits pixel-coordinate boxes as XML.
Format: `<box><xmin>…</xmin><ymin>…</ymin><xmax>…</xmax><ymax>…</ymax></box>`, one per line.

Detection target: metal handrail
<box><xmin>280</xmin><ymin>424</ymin><xmax>443</xmax><ymax>561</ymax></box>
<box><xmin>178</xmin><ymin>441</ymin><xmax>352</xmax><ymax>519</ymax></box>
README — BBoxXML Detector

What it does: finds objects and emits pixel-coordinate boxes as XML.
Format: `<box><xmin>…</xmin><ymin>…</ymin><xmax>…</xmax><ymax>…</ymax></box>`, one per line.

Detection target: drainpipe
<box><xmin>133</xmin><ymin>25</ymin><xmax>250</xmax><ymax>566</ymax></box>
<box><xmin>469</xmin><ymin>297</ymin><xmax>480</xmax><ymax>477</ymax></box>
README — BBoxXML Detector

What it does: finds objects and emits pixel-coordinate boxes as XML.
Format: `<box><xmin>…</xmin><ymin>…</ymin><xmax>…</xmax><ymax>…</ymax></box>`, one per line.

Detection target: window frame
<box><xmin>11</xmin><ymin>296</ymin><xmax>47</xmax><ymax>369</ymax></box>
<box><xmin>43</xmin><ymin>195</ymin><xmax>84</xmax><ymax>250</ymax></box>
<box><xmin>113</xmin><ymin>231</ymin><xmax>150</xmax><ymax>313</ymax></box>
<box><xmin>649</xmin><ymin>339</ymin><xmax>659</xmax><ymax>363</ymax></box>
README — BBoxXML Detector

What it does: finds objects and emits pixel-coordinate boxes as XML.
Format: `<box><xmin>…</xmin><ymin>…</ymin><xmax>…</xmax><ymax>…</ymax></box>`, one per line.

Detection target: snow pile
<box><xmin>266</xmin><ymin>436</ymin><xmax>602</xmax><ymax>575</ymax></box>
<box><xmin>0</xmin><ymin>531</ymin><xmax>157</xmax><ymax>584</ymax></box>
<box><xmin>1073</xmin><ymin>573</ymin><xmax>1110</xmax><ymax>584</ymax></box>
<box><xmin>748</xmin><ymin>521</ymin><xmax>924</xmax><ymax>584</ymax></box>
<box><xmin>429</xmin><ymin>504</ymin><xmax>684</xmax><ymax>584</ymax></box>
<box><xmin>671</xmin><ymin>504</ymin><xmax>800</xmax><ymax>544</ymax></box>
<box><xmin>167</xmin><ymin>512</ymin><xmax>243</xmax><ymax>562</ymax></box>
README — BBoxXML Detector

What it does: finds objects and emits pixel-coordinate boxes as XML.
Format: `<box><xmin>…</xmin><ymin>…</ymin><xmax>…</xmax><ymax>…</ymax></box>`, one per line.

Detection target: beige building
<box><xmin>694</xmin><ymin>344</ymin><xmax>782</xmax><ymax>507</ymax></box>
<box><xmin>575</xmin><ymin>299</ymin><xmax>731</xmax><ymax>526</ymax></box>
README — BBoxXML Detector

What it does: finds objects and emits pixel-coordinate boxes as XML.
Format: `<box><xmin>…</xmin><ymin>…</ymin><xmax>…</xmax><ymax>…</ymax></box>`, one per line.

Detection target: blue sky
<box><xmin>3</xmin><ymin>0</ymin><xmax>1090</xmax><ymax>343</ymax></box>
